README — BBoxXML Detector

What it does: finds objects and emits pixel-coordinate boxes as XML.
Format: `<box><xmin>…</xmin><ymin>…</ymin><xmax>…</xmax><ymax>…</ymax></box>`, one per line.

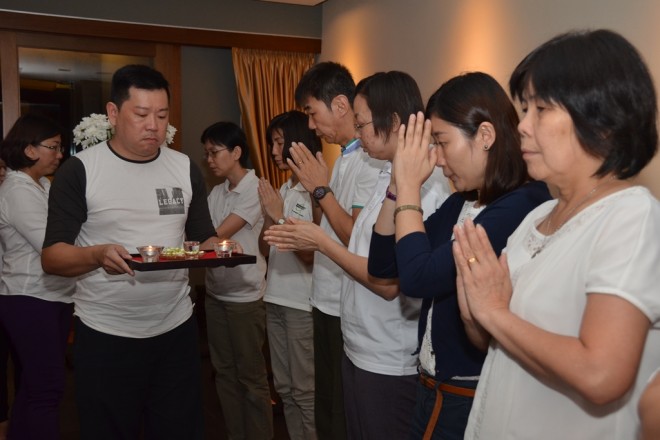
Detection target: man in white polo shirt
<box><xmin>286</xmin><ymin>61</ymin><xmax>383</xmax><ymax>440</ymax></box>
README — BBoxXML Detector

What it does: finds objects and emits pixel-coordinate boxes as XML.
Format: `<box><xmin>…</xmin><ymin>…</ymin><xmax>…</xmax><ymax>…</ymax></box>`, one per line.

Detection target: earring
<box><xmin>483</xmin><ymin>144</ymin><xmax>490</xmax><ymax>151</ymax></box>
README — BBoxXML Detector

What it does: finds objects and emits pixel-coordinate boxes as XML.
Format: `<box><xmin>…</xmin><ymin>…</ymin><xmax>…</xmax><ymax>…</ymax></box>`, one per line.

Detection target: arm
<box><xmin>42</xmin><ymin>242</ymin><xmax>135</xmax><ymax>277</ymax></box>
<box><xmin>287</xmin><ymin>143</ymin><xmax>359</xmax><ymax>245</ymax></box>
<box><xmin>264</xmin><ymin>218</ymin><xmax>400</xmax><ymax>299</ymax></box>
<box><xmin>41</xmin><ymin>157</ymin><xmax>135</xmax><ymax>276</ymax></box>
<box><xmin>257</xmin><ymin>178</ymin><xmax>283</xmax><ymax>258</ymax></box>
<box><xmin>454</xmin><ymin>218</ymin><xmax>653</xmax><ymax>404</ymax></box>
<box><xmin>216</xmin><ymin>213</ymin><xmax>248</xmax><ymax>240</ymax></box>
<box><xmin>391</xmin><ymin>113</ymin><xmax>438</xmax><ymax>240</ymax></box>
<box><xmin>5</xmin><ymin>182</ymin><xmax>51</xmax><ymax>253</ymax></box>
<box><xmin>257</xmin><ymin>178</ymin><xmax>315</xmax><ymax>264</ymax></box>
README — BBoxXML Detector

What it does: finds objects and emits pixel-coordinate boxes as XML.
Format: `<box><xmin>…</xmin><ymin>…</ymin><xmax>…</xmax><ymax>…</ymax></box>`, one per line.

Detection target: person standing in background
<box><xmin>0</xmin><ymin>114</ymin><xmax>75</xmax><ymax>440</ymax></box>
<box><xmin>265</xmin><ymin>71</ymin><xmax>451</xmax><ymax>438</ymax></box>
<box><xmin>202</xmin><ymin>121</ymin><xmax>271</xmax><ymax>440</ymax></box>
<box><xmin>285</xmin><ymin>61</ymin><xmax>383</xmax><ymax>440</ymax></box>
<box><xmin>258</xmin><ymin>110</ymin><xmax>322</xmax><ymax>440</ymax></box>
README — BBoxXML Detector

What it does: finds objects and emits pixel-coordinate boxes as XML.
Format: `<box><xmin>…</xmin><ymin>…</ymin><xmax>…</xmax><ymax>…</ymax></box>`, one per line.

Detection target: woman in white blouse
<box><xmin>452</xmin><ymin>29</ymin><xmax>660</xmax><ymax>439</ymax></box>
<box><xmin>0</xmin><ymin>114</ymin><xmax>75</xmax><ymax>439</ymax></box>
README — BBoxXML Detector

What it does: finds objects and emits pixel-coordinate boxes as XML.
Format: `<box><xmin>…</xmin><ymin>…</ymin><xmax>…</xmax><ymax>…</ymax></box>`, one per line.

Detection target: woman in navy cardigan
<box><xmin>367</xmin><ymin>72</ymin><xmax>551</xmax><ymax>440</ymax></box>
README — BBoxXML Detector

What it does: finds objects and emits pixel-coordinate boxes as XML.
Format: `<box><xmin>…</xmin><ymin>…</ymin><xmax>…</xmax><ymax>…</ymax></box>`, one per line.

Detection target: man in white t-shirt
<box><xmin>42</xmin><ymin>65</ymin><xmax>218</xmax><ymax>440</ymax></box>
<box><xmin>286</xmin><ymin>61</ymin><xmax>383</xmax><ymax>440</ymax></box>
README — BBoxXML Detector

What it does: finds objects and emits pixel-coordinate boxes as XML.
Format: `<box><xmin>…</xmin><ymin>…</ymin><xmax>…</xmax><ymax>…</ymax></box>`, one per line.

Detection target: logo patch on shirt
<box><xmin>292</xmin><ymin>202</ymin><xmax>308</xmax><ymax>218</ymax></box>
<box><xmin>156</xmin><ymin>188</ymin><xmax>185</xmax><ymax>215</ymax></box>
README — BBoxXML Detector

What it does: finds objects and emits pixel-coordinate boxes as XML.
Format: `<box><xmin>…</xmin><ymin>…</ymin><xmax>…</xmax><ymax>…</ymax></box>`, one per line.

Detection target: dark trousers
<box><xmin>0</xmin><ymin>326</ymin><xmax>10</xmax><ymax>423</ymax></box>
<box><xmin>73</xmin><ymin>316</ymin><xmax>203</xmax><ymax>440</ymax></box>
<box><xmin>342</xmin><ymin>354</ymin><xmax>417</xmax><ymax>440</ymax></box>
<box><xmin>313</xmin><ymin>308</ymin><xmax>346</xmax><ymax>440</ymax></box>
<box><xmin>409</xmin><ymin>379</ymin><xmax>476</xmax><ymax>440</ymax></box>
<box><xmin>0</xmin><ymin>295</ymin><xmax>72</xmax><ymax>440</ymax></box>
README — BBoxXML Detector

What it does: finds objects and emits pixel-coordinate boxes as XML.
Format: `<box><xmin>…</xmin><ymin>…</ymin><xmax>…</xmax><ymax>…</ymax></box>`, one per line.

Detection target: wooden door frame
<box><xmin>0</xmin><ymin>10</ymin><xmax>321</xmax><ymax>139</ymax></box>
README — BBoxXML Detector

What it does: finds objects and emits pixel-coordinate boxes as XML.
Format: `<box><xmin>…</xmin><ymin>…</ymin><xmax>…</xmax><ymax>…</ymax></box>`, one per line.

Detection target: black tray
<box><xmin>128</xmin><ymin>251</ymin><xmax>256</xmax><ymax>271</ymax></box>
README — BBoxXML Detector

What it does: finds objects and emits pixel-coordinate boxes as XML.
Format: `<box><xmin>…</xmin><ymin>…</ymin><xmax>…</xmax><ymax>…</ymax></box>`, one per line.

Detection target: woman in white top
<box><xmin>201</xmin><ymin>121</ymin><xmax>271</xmax><ymax>440</ymax></box>
<box><xmin>453</xmin><ymin>29</ymin><xmax>660</xmax><ymax>439</ymax></box>
<box><xmin>265</xmin><ymin>71</ymin><xmax>450</xmax><ymax>438</ymax></box>
<box><xmin>0</xmin><ymin>114</ymin><xmax>75</xmax><ymax>439</ymax></box>
<box><xmin>258</xmin><ymin>111</ymin><xmax>322</xmax><ymax>440</ymax></box>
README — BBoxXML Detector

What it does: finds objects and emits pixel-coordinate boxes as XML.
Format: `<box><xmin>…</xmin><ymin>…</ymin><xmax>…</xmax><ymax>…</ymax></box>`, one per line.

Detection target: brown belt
<box><xmin>419</xmin><ymin>373</ymin><xmax>476</xmax><ymax>440</ymax></box>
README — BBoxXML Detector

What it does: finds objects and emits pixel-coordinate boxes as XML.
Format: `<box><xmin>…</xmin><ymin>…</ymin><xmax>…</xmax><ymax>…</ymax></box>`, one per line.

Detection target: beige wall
<box><xmin>320</xmin><ymin>0</ymin><xmax>660</xmax><ymax>197</ymax></box>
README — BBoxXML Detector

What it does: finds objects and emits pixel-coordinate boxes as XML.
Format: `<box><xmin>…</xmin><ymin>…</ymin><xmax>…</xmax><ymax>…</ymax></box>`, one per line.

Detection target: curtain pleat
<box><xmin>232</xmin><ymin>48</ymin><xmax>315</xmax><ymax>188</ymax></box>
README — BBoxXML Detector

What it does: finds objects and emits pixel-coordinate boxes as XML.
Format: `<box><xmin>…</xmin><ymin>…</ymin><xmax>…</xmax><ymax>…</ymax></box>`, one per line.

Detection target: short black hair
<box><xmin>510</xmin><ymin>29</ymin><xmax>658</xmax><ymax>178</ymax></box>
<box><xmin>0</xmin><ymin>114</ymin><xmax>62</xmax><ymax>170</ymax></box>
<box><xmin>110</xmin><ymin>64</ymin><xmax>170</xmax><ymax>108</ymax></box>
<box><xmin>355</xmin><ymin>71</ymin><xmax>424</xmax><ymax>143</ymax></box>
<box><xmin>200</xmin><ymin>121</ymin><xmax>250</xmax><ymax>168</ymax></box>
<box><xmin>266</xmin><ymin>111</ymin><xmax>322</xmax><ymax>162</ymax></box>
<box><xmin>427</xmin><ymin>72</ymin><xmax>527</xmax><ymax>205</ymax></box>
<box><xmin>295</xmin><ymin>61</ymin><xmax>356</xmax><ymax>108</ymax></box>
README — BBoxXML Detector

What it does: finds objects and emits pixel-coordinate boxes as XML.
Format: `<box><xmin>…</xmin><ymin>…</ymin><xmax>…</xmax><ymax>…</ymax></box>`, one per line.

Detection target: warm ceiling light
<box><xmin>257</xmin><ymin>0</ymin><xmax>326</xmax><ymax>5</ymax></box>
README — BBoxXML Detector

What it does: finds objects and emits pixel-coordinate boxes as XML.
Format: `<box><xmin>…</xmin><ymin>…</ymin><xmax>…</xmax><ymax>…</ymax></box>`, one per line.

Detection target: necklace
<box><xmin>532</xmin><ymin>176</ymin><xmax>614</xmax><ymax>258</ymax></box>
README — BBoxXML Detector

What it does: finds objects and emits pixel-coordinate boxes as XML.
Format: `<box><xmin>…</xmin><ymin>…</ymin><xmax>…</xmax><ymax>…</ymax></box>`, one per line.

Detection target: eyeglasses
<box><xmin>203</xmin><ymin>148</ymin><xmax>228</xmax><ymax>160</ymax></box>
<box><xmin>354</xmin><ymin>121</ymin><xmax>373</xmax><ymax>131</ymax></box>
<box><xmin>37</xmin><ymin>144</ymin><xmax>65</xmax><ymax>154</ymax></box>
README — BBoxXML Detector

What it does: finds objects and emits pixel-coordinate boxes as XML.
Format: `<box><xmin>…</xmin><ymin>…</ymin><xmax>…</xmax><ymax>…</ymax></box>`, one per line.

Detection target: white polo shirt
<box><xmin>311</xmin><ymin>142</ymin><xmax>383</xmax><ymax>316</ymax></box>
<box><xmin>206</xmin><ymin>169</ymin><xmax>267</xmax><ymax>303</ymax></box>
<box><xmin>341</xmin><ymin>162</ymin><xmax>451</xmax><ymax>376</ymax></box>
<box><xmin>264</xmin><ymin>179</ymin><xmax>314</xmax><ymax>311</ymax></box>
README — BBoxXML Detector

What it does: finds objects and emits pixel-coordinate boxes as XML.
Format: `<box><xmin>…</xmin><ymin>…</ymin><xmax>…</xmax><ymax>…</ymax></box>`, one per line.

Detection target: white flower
<box><xmin>72</xmin><ymin>113</ymin><xmax>177</xmax><ymax>149</ymax></box>
<box><xmin>166</xmin><ymin>124</ymin><xmax>177</xmax><ymax>145</ymax></box>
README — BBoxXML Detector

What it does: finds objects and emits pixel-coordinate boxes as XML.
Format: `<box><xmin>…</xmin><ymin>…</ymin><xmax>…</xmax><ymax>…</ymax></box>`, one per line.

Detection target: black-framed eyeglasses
<box><xmin>203</xmin><ymin>147</ymin><xmax>228</xmax><ymax>160</ymax></box>
<box><xmin>354</xmin><ymin>121</ymin><xmax>373</xmax><ymax>131</ymax></box>
<box><xmin>37</xmin><ymin>143</ymin><xmax>65</xmax><ymax>154</ymax></box>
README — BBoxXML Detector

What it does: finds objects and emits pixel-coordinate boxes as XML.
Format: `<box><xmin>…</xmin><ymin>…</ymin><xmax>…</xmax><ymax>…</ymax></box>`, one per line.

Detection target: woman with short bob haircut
<box><xmin>201</xmin><ymin>121</ymin><xmax>271</xmax><ymax>439</ymax></box>
<box><xmin>453</xmin><ymin>29</ymin><xmax>660</xmax><ymax>439</ymax></box>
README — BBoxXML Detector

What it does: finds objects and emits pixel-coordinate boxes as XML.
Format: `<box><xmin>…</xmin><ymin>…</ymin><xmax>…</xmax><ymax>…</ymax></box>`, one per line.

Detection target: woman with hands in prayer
<box><xmin>452</xmin><ymin>30</ymin><xmax>660</xmax><ymax>439</ymax></box>
<box><xmin>265</xmin><ymin>71</ymin><xmax>451</xmax><ymax>439</ymax></box>
<box><xmin>257</xmin><ymin>111</ymin><xmax>321</xmax><ymax>440</ymax></box>
<box><xmin>367</xmin><ymin>72</ymin><xmax>551</xmax><ymax>440</ymax></box>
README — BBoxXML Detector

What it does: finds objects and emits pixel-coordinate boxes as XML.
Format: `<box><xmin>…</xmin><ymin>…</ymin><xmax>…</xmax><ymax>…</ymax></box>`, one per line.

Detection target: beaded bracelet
<box><xmin>393</xmin><ymin>204</ymin><xmax>424</xmax><ymax>222</ymax></box>
<box><xmin>384</xmin><ymin>189</ymin><xmax>397</xmax><ymax>202</ymax></box>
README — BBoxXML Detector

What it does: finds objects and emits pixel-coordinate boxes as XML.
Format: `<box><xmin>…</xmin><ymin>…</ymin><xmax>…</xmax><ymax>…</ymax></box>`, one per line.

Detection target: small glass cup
<box><xmin>214</xmin><ymin>240</ymin><xmax>235</xmax><ymax>258</ymax></box>
<box><xmin>183</xmin><ymin>241</ymin><xmax>201</xmax><ymax>260</ymax></box>
<box><xmin>136</xmin><ymin>245</ymin><xmax>164</xmax><ymax>263</ymax></box>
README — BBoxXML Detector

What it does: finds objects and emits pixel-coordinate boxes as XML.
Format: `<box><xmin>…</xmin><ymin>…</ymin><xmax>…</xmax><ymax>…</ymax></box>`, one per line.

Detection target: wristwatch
<box><xmin>312</xmin><ymin>186</ymin><xmax>333</xmax><ymax>201</ymax></box>
<box><xmin>276</xmin><ymin>218</ymin><xmax>286</xmax><ymax>225</ymax></box>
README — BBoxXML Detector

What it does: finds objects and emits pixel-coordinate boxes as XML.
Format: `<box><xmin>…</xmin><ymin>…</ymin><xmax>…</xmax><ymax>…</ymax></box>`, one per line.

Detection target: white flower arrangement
<box><xmin>73</xmin><ymin>113</ymin><xmax>177</xmax><ymax>149</ymax></box>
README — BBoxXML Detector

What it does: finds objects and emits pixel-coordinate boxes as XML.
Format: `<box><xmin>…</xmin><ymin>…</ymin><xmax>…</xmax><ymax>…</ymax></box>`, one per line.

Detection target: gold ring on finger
<box><xmin>467</xmin><ymin>256</ymin><xmax>478</xmax><ymax>264</ymax></box>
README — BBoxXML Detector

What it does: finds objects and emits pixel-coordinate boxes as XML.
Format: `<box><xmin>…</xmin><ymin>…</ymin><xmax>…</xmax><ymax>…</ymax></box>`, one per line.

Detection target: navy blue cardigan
<box><xmin>368</xmin><ymin>181</ymin><xmax>551</xmax><ymax>381</ymax></box>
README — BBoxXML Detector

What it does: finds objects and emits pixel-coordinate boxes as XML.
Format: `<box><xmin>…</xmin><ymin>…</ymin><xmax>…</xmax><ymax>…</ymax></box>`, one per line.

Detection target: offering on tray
<box><xmin>160</xmin><ymin>247</ymin><xmax>187</xmax><ymax>260</ymax></box>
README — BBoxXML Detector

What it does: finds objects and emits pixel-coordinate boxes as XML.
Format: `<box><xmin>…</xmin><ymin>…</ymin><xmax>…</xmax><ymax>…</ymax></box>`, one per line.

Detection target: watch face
<box><xmin>313</xmin><ymin>186</ymin><xmax>326</xmax><ymax>200</ymax></box>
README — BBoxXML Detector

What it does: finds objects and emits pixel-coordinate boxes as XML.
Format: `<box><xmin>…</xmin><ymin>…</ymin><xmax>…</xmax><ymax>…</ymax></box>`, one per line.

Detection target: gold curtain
<box><xmin>232</xmin><ymin>48</ymin><xmax>315</xmax><ymax>188</ymax></box>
